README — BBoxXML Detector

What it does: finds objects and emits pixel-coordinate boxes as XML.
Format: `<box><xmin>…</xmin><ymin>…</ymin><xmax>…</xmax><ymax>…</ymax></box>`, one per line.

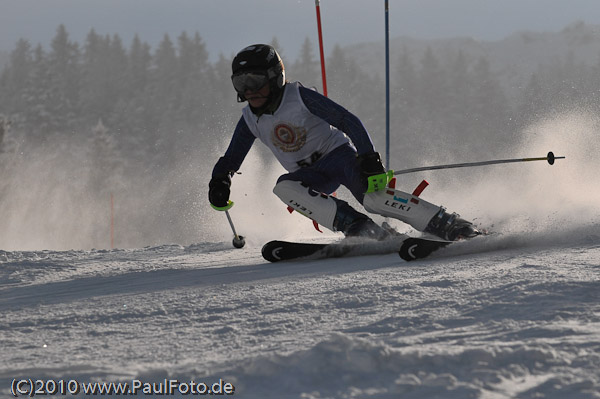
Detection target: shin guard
<box><xmin>363</xmin><ymin>187</ymin><xmax>441</xmax><ymax>231</ymax></box>
<box><xmin>273</xmin><ymin>180</ymin><xmax>338</xmax><ymax>231</ymax></box>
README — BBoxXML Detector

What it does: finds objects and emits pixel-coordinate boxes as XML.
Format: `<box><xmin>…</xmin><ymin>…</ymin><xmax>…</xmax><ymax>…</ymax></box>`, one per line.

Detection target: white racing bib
<box><xmin>242</xmin><ymin>82</ymin><xmax>350</xmax><ymax>172</ymax></box>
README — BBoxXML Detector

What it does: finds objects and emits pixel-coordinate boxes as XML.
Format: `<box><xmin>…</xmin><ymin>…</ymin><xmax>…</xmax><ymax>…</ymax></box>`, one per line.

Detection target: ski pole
<box><xmin>393</xmin><ymin>151</ymin><xmax>565</xmax><ymax>175</ymax></box>
<box><xmin>212</xmin><ymin>201</ymin><xmax>246</xmax><ymax>249</ymax></box>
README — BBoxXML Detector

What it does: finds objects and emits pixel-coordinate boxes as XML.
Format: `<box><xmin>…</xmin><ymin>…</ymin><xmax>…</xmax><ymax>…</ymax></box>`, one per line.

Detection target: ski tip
<box><xmin>399</xmin><ymin>237</ymin><xmax>451</xmax><ymax>261</ymax></box>
<box><xmin>261</xmin><ymin>240</ymin><xmax>328</xmax><ymax>263</ymax></box>
<box><xmin>261</xmin><ymin>240</ymin><xmax>286</xmax><ymax>262</ymax></box>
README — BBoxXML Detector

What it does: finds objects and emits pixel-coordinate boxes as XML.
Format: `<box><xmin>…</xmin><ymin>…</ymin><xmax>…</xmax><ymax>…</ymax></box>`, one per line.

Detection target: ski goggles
<box><xmin>231</xmin><ymin>71</ymin><xmax>269</xmax><ymax>93</ymax></box>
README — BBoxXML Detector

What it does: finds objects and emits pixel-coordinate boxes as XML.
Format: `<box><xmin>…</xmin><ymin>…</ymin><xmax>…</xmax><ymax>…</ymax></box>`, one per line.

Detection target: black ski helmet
<box><xmin>231</xmin><ymin>44</ymin><xmax>285</xmax><ymax>102</ymax></box>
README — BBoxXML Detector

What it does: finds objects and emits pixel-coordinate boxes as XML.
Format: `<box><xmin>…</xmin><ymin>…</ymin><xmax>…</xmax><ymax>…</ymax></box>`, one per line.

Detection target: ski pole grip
<box><xmin>366</xmin><ymin>171</ymin><xmax>394</xmax><ymax>193</ymax></box>
<box><xmin>211</xmin><ymin>200</ymin><xmax>234</xmax><ymax>211</ymax></box>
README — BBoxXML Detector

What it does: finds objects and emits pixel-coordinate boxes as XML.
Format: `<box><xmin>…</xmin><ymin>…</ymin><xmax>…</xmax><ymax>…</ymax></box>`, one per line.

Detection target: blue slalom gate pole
<box><xmin>384</xmin><ymin>0</ymin><xmax>390</xmax><ymax>169</ymax></box>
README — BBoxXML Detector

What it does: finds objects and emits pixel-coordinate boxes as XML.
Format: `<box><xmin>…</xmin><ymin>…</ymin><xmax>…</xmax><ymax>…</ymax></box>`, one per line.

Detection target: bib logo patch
<box><xmin>272</xmin><ymin>123</ymin><xmax>307</xmax><ymax>152</ymax></box>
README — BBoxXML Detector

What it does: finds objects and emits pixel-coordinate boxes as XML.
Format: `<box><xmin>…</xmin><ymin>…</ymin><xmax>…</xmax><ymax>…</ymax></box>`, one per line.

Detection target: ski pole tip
<box><xmin>233</xmin><ymin>235</ymin><xmax>246</xmax><ymax>248</ymax></box>
<box><xmin>547</xmin><ymin>151</ymin><xmax>566</xmax><ymax>165</ymax></box>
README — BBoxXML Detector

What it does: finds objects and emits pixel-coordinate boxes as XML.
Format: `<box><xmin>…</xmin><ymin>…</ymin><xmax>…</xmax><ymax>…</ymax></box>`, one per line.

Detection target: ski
<box><xmin>261</xmin><ymin>235</ymin><xmax>451</xmax><ymax>262</ymax></box>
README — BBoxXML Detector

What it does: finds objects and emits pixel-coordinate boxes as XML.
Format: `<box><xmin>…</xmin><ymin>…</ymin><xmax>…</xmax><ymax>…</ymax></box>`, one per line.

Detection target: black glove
<box><xmin>357</xmin><ymin>152</ymin><xmax>385</xmax><ymax>178</ymax></box>
<box><xmin>208</xmin><ymin>173</ymin><xmax>231</xmax><ymax>208</ymax></box>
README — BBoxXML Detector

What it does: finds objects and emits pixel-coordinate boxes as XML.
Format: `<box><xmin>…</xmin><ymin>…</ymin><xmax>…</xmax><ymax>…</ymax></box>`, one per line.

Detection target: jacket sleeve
<box><xmin>211</xmin><ymin>116</ymin><xmax>256</xmax><ymax>177</ymax></box>
<box><xmin>298</xmin><ymin>85</ymin><xmax>376</xmax><ymax>155</ymax></box>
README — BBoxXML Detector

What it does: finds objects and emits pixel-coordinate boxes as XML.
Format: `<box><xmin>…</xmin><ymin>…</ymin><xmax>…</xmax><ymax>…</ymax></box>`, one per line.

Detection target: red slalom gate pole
<box><xmin>315</xmin><ymin>0</ymin><xmax>328</xmax><ymax>96</ymax></box>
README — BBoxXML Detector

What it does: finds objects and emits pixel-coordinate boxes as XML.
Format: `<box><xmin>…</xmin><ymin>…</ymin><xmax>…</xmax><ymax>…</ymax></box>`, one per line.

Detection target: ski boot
<box><xmin>424</xmin><ymin>208</ymin><xmax>481</xmax><ymax>241</ymax></box>
<box><xmin>333</xmin><ymin>201</ymin><xmax>391</xmax><ymax>241</ymax></box>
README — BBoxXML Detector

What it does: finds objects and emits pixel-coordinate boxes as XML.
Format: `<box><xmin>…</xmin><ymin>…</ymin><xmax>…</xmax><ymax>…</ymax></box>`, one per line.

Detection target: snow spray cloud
<box><xmin>0</xmin><ymin>126</ymin><xmax>271</xmax><ymax>250</ymax></box>
<box><xmin>428</xmin><ymin>109</ymin><xmax>600</xmax><ymax>240</ymax></box>
<box><xmin>0</xmin><ymin>133</ymin><xmax>113</xmax><ymax>251</ymax></box>
<box><xmin>516</xmin><ymin>110</ymin><xmax>600</xmax><ymax>227</ymax></box>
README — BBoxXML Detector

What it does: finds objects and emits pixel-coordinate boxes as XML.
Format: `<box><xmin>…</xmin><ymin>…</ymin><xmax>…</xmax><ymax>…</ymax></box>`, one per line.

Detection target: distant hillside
<box><xmin>345</xmin><ymin>20</ymin><xmax>600</xmax><ymax>99</ymax></box>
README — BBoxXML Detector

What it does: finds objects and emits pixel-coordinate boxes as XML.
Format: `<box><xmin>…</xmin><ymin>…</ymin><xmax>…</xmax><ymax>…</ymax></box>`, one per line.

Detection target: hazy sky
<box><xmin>2</xmin><ymin>0</ymin><xmax>600</xmax><ymax>61</ymax></box>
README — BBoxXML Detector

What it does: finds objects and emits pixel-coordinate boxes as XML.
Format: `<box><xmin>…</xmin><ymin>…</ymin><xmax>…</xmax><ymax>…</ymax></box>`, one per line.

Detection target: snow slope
<box><xmin>1</xmin><ymin>227</ymin><xmax>599</xmax><ymax>398</ymax></box>
<box><xmin>1</xmin><ymin>113</ymin><xmax>600</xmax><ymax>398</ymax></box>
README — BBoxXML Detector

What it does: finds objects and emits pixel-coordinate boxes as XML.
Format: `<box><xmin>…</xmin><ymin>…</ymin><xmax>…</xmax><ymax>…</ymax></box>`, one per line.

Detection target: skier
<box><xmin>209</xmin><ymin>44</ymin><xmax>480</xmax><ymax>241</ymax></box>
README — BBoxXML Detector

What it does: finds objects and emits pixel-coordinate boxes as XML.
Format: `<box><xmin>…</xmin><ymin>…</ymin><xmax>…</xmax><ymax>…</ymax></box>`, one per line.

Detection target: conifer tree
<box><xmin>47</xmin><ymin>24</ymin><xmax>81</xmax><ymax>133</ymax></box>
<box><xmin>153</xmin><ymin>34</ymin><xmax>179</xmax><ymax>123</ymax></box>
<box><xmin>0</xmin><ymin>39</ymin><xmax>32</xmax><ymax>115</ymax></box>
<box><xmin>292</xmin><ymin>37</ymin><xmax>319</xmax><ymax>88</ymax></box>
<box><xmin>177</xmin><ymin>31</ymin><xmax>211</xmax><ymax>127</ymax></box>
<box><xmin>23</xmin><ymin>45</ymin><xmax>53</xmax><ymax>139</ymax></box>
<box><xmin>80</xmin><ymin>29</ymin><xmax>109</xmax><ymax>123</ymax></box>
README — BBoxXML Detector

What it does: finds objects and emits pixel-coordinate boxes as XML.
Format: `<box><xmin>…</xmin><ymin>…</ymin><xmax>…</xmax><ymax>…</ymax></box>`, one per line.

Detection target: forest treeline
<box><xmin>2</xmin><ymin>24</ymin><xmax>600</xmax><ymax>164</ymax></box>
